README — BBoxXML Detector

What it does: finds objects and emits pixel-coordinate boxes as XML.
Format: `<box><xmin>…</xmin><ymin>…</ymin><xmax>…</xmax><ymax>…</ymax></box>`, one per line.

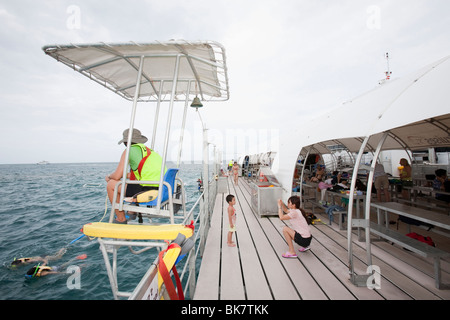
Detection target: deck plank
<box><xmin>230</xmin><ymin>187</ymin><xmax>273</xmax><ymax>299</ymax></box>
<box><xmin>314</xmin><ymin>221</ymin><xmax>440</xmax><ymax>299</ymax></box>
<box><xmin>267</xmin><ymin>217</ymin><xmax>356</xmax><ymax>300</ymax></box>
<box><xmin>230</xmin><ymin>181</ymin><xmax>300</xmax><ymax>299</ymax></box>
<box><xmin>372</xmin><ymin>241</ymin><xmax>450</xmax><ymax>299</ymax></box>
<box><xmin>234</xmin><ymin>180</ymin><xmax>329</xmax><ymax>299</ymax></box>
<box><xmin>193</xmin><ymin>193</ymin><xmax>223</xmax><ymax>300</ymax></box>
<box><xmin>260</xmin><ymin>217</ymin><xmax>329</xmax><ymax>299</ymax></box>
<box><xmin>238</xmin><ymin>179</ymin><xmax>362</xmax><ymax>299</ymax></box>
<box><xmin>220</xmin><ymin>183</ymin><xmax>246</xmax><ymax>299</ymax></box>
<box><xmin>311</xmin><ymin>223</ymin><xmax>405</xmax><ymax>300</ymax></box>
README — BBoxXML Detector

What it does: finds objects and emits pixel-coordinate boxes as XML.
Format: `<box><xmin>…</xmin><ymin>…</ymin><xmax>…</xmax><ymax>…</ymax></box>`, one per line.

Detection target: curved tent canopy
<box><xmin>42</xmin><ymin>40</ymin><xmax>229</xmax><ymax>102</ymax></box>
<box><xmin>275</xmin><ymin>54</ymin><xmax>450</xmax><ymax>195</ymax></box>
<box><xmin>269</xmin><ymin>54</ymin><xmax>450</xmax><ymax>287</ymax></box>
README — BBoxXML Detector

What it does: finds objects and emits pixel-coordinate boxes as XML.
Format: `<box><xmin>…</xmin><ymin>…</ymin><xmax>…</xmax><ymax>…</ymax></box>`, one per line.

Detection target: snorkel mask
<box><xmin>10</xmin><ymin>257</ymin><xmax>30</xmax><ymax>269</ymax></box>
<box><xmin>24</xmin><ymin>264</ymin><xmax>40</xmax><ymax>279</ymax></box>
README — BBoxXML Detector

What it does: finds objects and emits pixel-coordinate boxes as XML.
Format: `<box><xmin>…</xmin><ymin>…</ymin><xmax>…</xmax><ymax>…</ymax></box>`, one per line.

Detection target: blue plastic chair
<box><xmin>138</xmin><ymin>168</ymin><xmax>179</xmax><ymax>206</ymax></box>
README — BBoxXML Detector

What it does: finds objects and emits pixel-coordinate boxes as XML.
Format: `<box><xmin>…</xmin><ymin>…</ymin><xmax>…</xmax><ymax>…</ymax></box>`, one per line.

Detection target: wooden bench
<box><xmin>369</xmin><ymin>222</ymin><xmax>450</xmax><ymax>289</ymax></box>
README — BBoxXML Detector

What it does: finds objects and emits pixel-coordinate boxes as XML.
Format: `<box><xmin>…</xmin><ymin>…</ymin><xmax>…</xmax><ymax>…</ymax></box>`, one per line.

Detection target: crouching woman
<box><xmin>278</xmin><ymin>196</ymin><xmax>312</xmax><ymax>258</ymax></box>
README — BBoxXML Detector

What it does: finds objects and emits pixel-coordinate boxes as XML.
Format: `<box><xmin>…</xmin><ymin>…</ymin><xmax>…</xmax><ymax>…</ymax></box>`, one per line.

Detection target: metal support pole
<box><xmin>177</xmin><ymin>80</ymin><xmax>191</xmax><ymax>167</ymax></box>
<box><xmin>347</xmin><ymin>136</ymin><xmax>369</xmax><ymax>285</ymax></box>
<box><xmin>156</xmin><ymin>54</ymin><xmax>181</xmax><ymax>212</ymax></box>
<box><xmin>202</xmin><ymin>122</ymin><xmax>210</xmax><ymax>230</ymax></box>
<box><xmin>119</xmin><ymin>56</ymin><xmax>145</xmax><ymax>211</ymax></box>
<box><xmin>198</xmin><ymin>196</ymin><xmax>206</xmax><ymax>255</ymax></box>
<box><xmin>151</xmin><ymin>80</ymin><xmax>163</xmax><ymax>150</ymax></box>
<box><xmin>364</xmin><ymin>132</ymin><xmax>388</xmax><ymax>267</ymax></box>
<box><xmin>98</xmin><ymin>239</ymin><xmax>119</xmax><ymax>300</ymax></box>
<box><xmin>188</xmin><ymin>247</ymin><xmax>196</xmax><ymax>299</ymax></box>
<box><xmin>299</xmin><ymin>148</ymin><xmax>311</xmax><ymax>206</ymax></box>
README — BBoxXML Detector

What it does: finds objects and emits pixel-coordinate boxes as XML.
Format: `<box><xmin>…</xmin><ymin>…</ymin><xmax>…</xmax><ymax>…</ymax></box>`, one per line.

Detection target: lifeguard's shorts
<box><xmin>126</xmin><ymin>184</ymin><xmax>158</xmax><ymax>197</ymax></box>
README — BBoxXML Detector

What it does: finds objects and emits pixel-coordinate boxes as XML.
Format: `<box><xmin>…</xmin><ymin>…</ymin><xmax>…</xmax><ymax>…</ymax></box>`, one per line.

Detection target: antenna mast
<box><xmin>379</xmin><ymin>52</ymin><xmax>392</xmax><ymax>85</ymax></box>
<box><xmin>385</xmin><ymin>52</ymin><xmax>392</xmax><ymax>80</ymax></box>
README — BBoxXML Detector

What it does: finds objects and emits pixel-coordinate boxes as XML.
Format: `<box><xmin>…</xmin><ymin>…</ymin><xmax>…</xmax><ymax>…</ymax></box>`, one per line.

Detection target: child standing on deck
<box><xmin>278</xmin><ymin>196</ymin><xmax>312</xmax><ymax>258</ymax></box>
<box><xmin>226</xmin><ymin>194</ymin><xmax>237</xmax><ymax>247</ymax></box>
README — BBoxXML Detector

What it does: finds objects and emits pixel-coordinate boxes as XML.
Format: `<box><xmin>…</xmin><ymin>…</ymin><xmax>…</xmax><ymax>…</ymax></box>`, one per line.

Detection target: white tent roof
<box><xmin>298</xmin><ymin>55</ymin><xmax>450</xmax><ymax>154</ymax></box>
<box><xmin>273</xmin><ymin>54</ymin><xmax>450</xmax><ymax>195</ymax></box>
<box><xmin>42</xmin><ymin>40</ymin><xmax>229</xmax><ymax>102</ymax></box>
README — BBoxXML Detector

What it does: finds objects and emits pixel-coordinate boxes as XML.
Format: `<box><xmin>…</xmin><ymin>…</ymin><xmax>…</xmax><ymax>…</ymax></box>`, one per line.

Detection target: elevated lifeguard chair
<box><xmin>114</xmin><ymin>168</ymin><xmax>184</xmax><ymax>224</ymax></box>
<box><xmin>43</xmin><ymin>40</ymin><xmax>230</xmax><ymax>299</ymax></box>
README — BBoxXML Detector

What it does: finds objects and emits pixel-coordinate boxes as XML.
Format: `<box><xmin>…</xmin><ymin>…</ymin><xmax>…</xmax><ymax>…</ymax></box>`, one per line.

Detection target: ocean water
<box><xmin>0</xmin><ymin>162</ymin><xmax>204</xmax><ymax>300</ymax></box>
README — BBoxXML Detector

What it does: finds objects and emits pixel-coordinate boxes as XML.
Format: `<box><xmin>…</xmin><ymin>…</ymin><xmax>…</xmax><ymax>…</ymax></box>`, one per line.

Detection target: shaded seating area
<box><xmin>273</xmin><ymin>55</ymin><xmax>450</xmax><ymax>289</ymax></box>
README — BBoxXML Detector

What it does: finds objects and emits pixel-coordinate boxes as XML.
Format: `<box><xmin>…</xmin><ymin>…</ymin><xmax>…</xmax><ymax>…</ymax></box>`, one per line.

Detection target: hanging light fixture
<box><xmin>190</xmin><ymin>95</ymin><xmax>203</xmax><ymax>109</ymax></box>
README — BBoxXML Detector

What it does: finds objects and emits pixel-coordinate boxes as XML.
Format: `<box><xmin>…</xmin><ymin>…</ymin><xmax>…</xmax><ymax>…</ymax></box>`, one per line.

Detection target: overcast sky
<box><xmin>1</xmin><ymin>0</ymin><xmax>450</xmax><ymax>164</ymax></box>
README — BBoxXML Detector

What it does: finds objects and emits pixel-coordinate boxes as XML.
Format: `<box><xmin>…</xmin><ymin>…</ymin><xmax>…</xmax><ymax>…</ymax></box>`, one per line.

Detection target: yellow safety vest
<box><xmin>130</xmin><ymin>144</ymin><xmax>167</xmax><ymax>187</ymax></box>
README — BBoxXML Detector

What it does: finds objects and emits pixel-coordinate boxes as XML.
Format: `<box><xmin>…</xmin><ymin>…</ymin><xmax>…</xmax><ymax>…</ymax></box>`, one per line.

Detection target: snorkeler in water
<box><xmin>11</xmin><ymin>248</ymin><xmax>67</xmax><ymax>268</ymax></box>
<box><xmin>25</xmin><ymin>254</ymin><xmax>87</xmax><ymax>278</ymax></box>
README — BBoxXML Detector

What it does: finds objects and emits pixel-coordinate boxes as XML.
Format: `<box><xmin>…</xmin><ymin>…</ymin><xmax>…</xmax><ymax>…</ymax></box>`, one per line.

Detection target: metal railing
<box><xmin>128</xmin><ymin>177</ymin><xmax>218</xmax><ymax>300</ymax></box>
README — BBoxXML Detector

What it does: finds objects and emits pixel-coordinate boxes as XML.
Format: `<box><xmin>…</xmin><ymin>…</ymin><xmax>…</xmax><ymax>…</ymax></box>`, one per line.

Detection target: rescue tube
<box><xmin>82</xmin><ymin>222</ymin><xmax>193</xmax><ymax>240</ymax></box>
<box><xmin>157</xmin><ymin>243</ymin><xmax>181</xmax><ymax>291</ymax></box>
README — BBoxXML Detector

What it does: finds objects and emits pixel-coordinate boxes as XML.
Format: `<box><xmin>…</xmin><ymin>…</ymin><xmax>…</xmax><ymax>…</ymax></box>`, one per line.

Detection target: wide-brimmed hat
<box><xmin>118</xmin><ymin>128</ymin><xmax>148</xmax><ymax>145</ymax></box>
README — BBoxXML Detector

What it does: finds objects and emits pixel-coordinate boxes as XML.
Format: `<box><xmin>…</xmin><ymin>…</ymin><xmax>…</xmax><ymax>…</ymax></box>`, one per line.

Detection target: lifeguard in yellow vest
<box><xmin>105</xmin><ymin>129</ymin><xmax>166</xmax><ymax>224</ymax></box>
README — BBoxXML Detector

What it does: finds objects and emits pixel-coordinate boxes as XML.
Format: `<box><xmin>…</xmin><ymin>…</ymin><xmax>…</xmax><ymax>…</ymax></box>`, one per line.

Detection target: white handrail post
<box><xmin>151</xmin><ymin>80</ymin><xmax>163</xmax><ymax>150</ymax></box>
<box><xmin>119</xmin><ymin>56</ymin><xmax>145</xmax><ymax>212</ymax></box>
<box><xmin>156</xmin><ymin>54</ymin><xmax>181</xmax><ymax>213</ymax></box>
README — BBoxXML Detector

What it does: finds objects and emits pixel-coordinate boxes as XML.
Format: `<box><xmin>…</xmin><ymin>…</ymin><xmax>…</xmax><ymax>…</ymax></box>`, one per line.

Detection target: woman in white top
<box><xmin>278</xmin><ymin>196</ymin><xmax>312</xmax><ymax>258</ymax></box>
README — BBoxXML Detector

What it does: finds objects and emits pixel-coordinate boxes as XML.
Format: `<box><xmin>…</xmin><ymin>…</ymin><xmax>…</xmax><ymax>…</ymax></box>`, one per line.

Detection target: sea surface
<box><xmin>0</xmin><ymin>162</ymin><xmax>205</xmax><ymax>300</ymax></box>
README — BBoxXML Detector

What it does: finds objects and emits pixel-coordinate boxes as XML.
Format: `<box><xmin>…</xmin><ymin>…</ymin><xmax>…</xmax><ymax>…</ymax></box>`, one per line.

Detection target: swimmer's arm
<box><xmin>41</xmin><ymin>270</ymin><xmax>60</xmax><ymax>276</ymax></box>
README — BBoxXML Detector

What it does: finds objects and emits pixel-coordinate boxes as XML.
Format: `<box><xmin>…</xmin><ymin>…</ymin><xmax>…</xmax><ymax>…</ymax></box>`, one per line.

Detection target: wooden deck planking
<box><xmin>193</xmin><ymin>193</ymin><xmax>223</xmax><ymax>300</ymax></box>
<box><xmin>230</xmin><ymin>179</ymin><xmax>300</xmax><ymax>299</ymax></box>
<box><xmin>268</xmin><ymin>217</ymin><xmax>357</xmax><ymax>300</ymax></box>
<box><xmin>300</xmin><ymin>221</ymin><xmax>385</xmax><ymax>300</ymax></box>
<box><xmin>238</xmin><ymin>180</ymin><xmax>358</xmax><ymax>299</ymax></box>
<box><xmin>327</xmin><ymin>204</ymin><xmax>450</xmax><ymax>298</ymax></box>
<box><xmin>227</xmin><ymin>182</ymin><xmax>273</xmax><ymax>300</ymax></box>
<box><xmin>305</xmin><ymin>188</ymin><xmax>450</xmax><ymax>299</ymax></box>
<box><xmin>313</xmin><ymin>218</ymin><xmax>447</xmax><ymax>300</ymax></box>
<box><xmin>258</xmin><ymin>217</ymin><xmax>330</xmax><ymax>299</ymax></box>
<box><xmin>219</xmin><ymin>179</ymin><xmax>246</xmax><ymax>299</ymax></box>
<box><xmin>312</xmin><ymin>223</ymin><xmax>413</xmax><ymax>300</ymax></box>
<box><xmin>371</xmin><ymin>242</ymin><xmax>450</xmax><ymax>299</ymax></box>
<box><xmin>194</xmin><ymin>176</ymin><xmax>450</xmax><ymax>300</ymax></box>
<box><xmin>311</xmin><ymin>223</ymin><xmax>406</xmax><ymax>300</ymax></box>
